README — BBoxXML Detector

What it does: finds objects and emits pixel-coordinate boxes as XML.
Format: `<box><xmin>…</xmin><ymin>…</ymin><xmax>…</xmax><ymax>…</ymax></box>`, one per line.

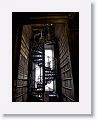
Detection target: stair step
<box><xmin>33</xmin><ymin>90</ymin><xmax>43</xmax><ymax>93</ymax></box>
<box><xmin>45</xmin><ymin>78</ymin><xmax>54</xmax><ymax>80</ymax></box>
<box><xmin>45</xmin><ymin>75</ymin><xmax>55</xmax><ymax>78</ymax></box>
<box><xmin>37</xmin><ymin>84</ymin><xmax>43</xmax><ymax>88</ymax></box>
<box><xmin>38</xmin><ymin>64</ymin><xmax>43</xmax><ymax>66</ymax></box>
<box><xmin>32</xmin><ymin>57</ymin><xmax>43</xmax><ymax>60</ymax></box>
<box><xmin>33</xmin><ymin>60</ymin><xmax>43</xmax><ymax>63</ymax></box>
<box><xmin>45</xmin><ymin>69</ymin><xmax>55</xmax><ymax>71</ymax></box>
<box><xmin>45</xmin><ymin>74</ymin><xmax>53</xmax><ymax>76</ymax></box>
<box><xmin>32</xmin><ymin>52</ymin><xmax>43</xmax><ymax>55</ymax></box>
<box><xmin>45</xmin><ymin>67</ymin><xmax>51</xmax><ymax>70</ymax></box>
<box><xmin>32</xmin><ymin>49</ymin><xmax>43</xmax><ymax>53</ymax></box>
<box><xmin>45</xmin><ymin>71</ymin><xmax>53</xmax><ymax>73</ymax></box>
<box><xmin>45</xmin><ymin>79</ymin><xmax>54</xmax><ymax>81</ymax></box>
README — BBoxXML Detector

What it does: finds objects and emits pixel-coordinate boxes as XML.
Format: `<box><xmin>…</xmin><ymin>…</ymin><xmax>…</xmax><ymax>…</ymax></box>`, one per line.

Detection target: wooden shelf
<box><xmin>62</xmin><ymin>86</ymin><xmax>72</xmax><ymax>90</ymax></box>
<box><xmin>63</xmin><ymin>68</ymin><xmax>70</xmax><ymax>73</ymax></box>
<box><xmin>62</xmin><ymin>94</ymin><xmax>74</xmax><ymax>102</ymax></box>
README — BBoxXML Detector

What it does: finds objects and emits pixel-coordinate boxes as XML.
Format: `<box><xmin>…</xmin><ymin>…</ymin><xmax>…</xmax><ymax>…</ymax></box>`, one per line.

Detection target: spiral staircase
<box><xmin>30</xmin><ymin>44</ymin><xmax>57</xmax><ymax>102</ymax></box>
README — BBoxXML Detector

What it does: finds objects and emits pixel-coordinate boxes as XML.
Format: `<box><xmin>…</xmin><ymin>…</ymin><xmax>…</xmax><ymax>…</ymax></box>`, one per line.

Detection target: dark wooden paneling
<box><xmin>55</xmin><ymin>24</ymin><xmax>75</xmax><ymax>101</ymax></box>
<box><xmin>16</xmin><ymin>36</ymin><xmax>29</xmax><ymax>102</ymax></box>
<box><xmin>68</xmin><ymin>13</ymin><xmax>79</xmax><ymax>101</ymax></box>
<box><xmin>12</xmin><ymin>13</ymin><xmax>23</xmax><ymax>101</ymax></box>
<box><xmin>15</xmin><ymin>25</ymin><xmax>32</xmax><ymax>102</ymax></box>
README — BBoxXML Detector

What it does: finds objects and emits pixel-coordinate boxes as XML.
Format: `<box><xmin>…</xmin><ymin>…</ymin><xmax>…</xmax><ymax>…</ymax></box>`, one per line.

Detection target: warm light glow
<box><xmin>45</xmin><ymin>50</ymin><xmax>53</xmax><ymax>91</ymax></box>
<box><xmin>45</xmin><ymin>50</ymin><xmax>53</xmax><ymax>68</ymax></box>
<box><xmin>35</xmin><ymin>50</ymin><xmax>53</xmax><ymax>91</ymax></box>
<box><xmin>45</xmin><ymin>81</ymin><xmax>53</xmax><ymax>91</ymax></box>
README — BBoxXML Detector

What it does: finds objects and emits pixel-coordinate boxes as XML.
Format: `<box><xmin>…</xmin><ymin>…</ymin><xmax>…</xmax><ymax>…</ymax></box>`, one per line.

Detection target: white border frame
<box><xmin>0</xmin><ymin>0</ymin><xmax>91</xmax><ymax>114</ymax></box>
